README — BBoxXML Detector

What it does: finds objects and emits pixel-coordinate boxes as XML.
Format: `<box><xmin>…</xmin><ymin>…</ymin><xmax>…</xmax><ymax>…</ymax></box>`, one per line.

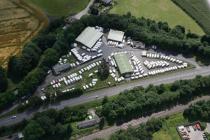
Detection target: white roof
<box><xmin>76</xmin><ymin>27</ymin><xmax>103</xmax><ymax>49</ymax></box>
<box><xmin>108</xmin><ymin>29</ymin><xmax>125</xmax><ymax>42</ymax></box>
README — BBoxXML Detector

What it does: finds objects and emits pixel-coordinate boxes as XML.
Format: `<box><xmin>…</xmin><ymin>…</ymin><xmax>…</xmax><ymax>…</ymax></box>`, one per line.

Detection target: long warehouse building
<box><xmin>76</xmin><ymin>27</ymin><xmax>103</xmax><ymax>49</ymax></box>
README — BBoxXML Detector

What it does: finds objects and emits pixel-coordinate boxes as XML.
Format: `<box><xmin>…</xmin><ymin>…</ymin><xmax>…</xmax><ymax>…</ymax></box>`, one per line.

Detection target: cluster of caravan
<box><xmin>83</xmin><ymin>79</ymin><xmax>98</xmax><ymax>90</ymax></box>
<box><xmin>78</xmin><ymin>60</ymin><xmax>102</xmax><ymax>74</ymax></box>
<box><xmin>131</xmin><ymin>55</ymin><xmax>144</xmax><ymax>75</ymax></box>
<box><xmin>50</xmin><ymin>72</ymin><xmax>83</xmax><ymax>89</ymax></box>
<box><xmin>108</xmin><ymin>41</ymin><xmax>125</xmax><ymax>48</ymax></box>
<box><xmin>147</xmin><ymin>64</ymin><xmax>187</xmax><ymax>76</ymax></box>
<box><xmin>62</xmin><ymin>88</ymin><xmax>75</xmax><ymax>93</ymax></box>
<box><xmin>71</xmin><ymin>48</ymin><xmax>103</xmax><ymax>63</ymax></box>
<box><xmin>58</xmin><ymin>51</ymin><xmax>80</xmax><ymax>68</ymax></box>
<box><xmin>87</xmin><ymin>40</ymin><xmax>103</xmax><ymax>52</ymax></box>
<box><xmin>143</xmin><ymin>60</ymin><xmax>170</xmax><ymax>69</ymax></box>
<box><xmin>52</xmin><ymin>61</ymin><xmax>102</xmax><ymax>91</ymax></box>
<box><xmin>142</xmin><ymin>51</ymin><xmax>183</xmax><ymax>64</ymax></box>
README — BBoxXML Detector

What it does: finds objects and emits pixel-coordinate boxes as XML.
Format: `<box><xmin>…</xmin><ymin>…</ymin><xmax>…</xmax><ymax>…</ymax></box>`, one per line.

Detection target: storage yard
<box><xmin>41</xmin><ymin>26</ymin><xmax>190</xmax><ymax>98</ymax></box>
<box><xmin>177</xmin><ymin>122</ymin><xmax>208</xmax><ymax>140</ymax></box>
<box><xmin>0</xmin><ymin>0</ymin><xmax>47</xmax><ymax>67</ymax></box>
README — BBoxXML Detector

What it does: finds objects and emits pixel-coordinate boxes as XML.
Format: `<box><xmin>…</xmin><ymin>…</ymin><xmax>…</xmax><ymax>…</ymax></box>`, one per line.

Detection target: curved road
<box><xmin>0</xmin><ymin>65</ymin><xmax>210</xmax><ymax>127</ymax></box>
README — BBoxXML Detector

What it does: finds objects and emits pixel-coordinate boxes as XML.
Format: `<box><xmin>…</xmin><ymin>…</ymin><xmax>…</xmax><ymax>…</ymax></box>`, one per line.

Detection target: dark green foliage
<box><xmin>0</xmin><ymin>67</ymin><xmax>8</xmax><ymax>92</ymax></box>
<box><xmin>7</xmin><ymin>43</ymin><xmax>41</xmax><ymax>81</ymax></box>
<box><xmin>90</xmin><ymin>5</ymin><xmax>99</xmax><ymax>15</ymax></box>
<box><xmin>110</xmin><ymin>119</ymin><xmax>162</xmax><ymax>140</ymax></box>
<box><xmin>201</xmin><ymin>35</ymin><xmax>210</xmax><ymax>45</ymax></box>
<box><xmin>98</xmin><ymin>59</ymin><xmax>109</xmax><ymax>80</ymax></box>
<box><xmin>23</xmin><ymin>121</ymin><xmax>45</xmax><ymax>140</ymax></box>
<box><xmin>183</xmin><ymin>100</ymin><xmax>210</xmax><ymax>122</ymax></box>
<box><xmin>99</xmin><ymin>117</ymin><xmax>105</xmax><ymax>130</ymax></box>
<box><xmin>101</xmin><ymin>76</ymin><xmax>210</xmax><ymax>124</ymax></box>
<box><xmin>21</xmin><ymin>107</ymin><xmax>85</xmax><ymax>140</ymax></box>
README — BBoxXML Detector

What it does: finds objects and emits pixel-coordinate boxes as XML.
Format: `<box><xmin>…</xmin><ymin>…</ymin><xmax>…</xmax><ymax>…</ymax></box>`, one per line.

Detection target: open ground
<box><xmin>172</xmin><ymin>0</ymin><xmax>210</xmax><ymax>34</ymax></box>
<box><xmin>110</xmin><ymin>0</ymin><xmax>204</xmax><ymax>35</ymax></box>
<box><xmin>25</xmin><ymin>0</ymin><xmax>90</xmax><ymax>17</ymax></box>
<box><xmin>0</xmin><ymin>0</ymin><xmax>48</xmax><ymax>67</ymax></box>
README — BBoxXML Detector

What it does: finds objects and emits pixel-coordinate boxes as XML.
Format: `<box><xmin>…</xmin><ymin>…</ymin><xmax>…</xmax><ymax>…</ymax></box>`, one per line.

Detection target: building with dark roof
<box><xmin>77</xmin><ymin>118</ymin><xmax>100</xmax><ymax>129</ymax></box>
<box><xmin>52</xmin><ymin>63</ymin><xmax>71</xmax><ymax>75</ymax></box>
<box><xmin>101</xmin><ymin>0</ymin><xmax>112</xmax><ymax>5</ymax></box>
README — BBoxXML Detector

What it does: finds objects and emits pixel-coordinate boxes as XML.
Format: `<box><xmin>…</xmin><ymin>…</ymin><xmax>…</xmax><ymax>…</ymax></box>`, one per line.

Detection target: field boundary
<box><xmin>171</xmin><ymin>0</ymin><xmax>206</xmax><ymax>34</ymax></box>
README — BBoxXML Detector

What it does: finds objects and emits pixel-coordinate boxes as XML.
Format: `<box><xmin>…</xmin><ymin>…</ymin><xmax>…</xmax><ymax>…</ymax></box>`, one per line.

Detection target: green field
<box><xmin>25</xmin><ymin>0</ymin><xmax>90</xmax><ymax>17</ymax></box>
<box><xmin>110</xmin><ymin>0</ymin><xmax>204</xmax><ymax>35</ymax></box>
<box><xmin>153</xmin><ymin>113</ymin><xmax>188</xmax><ymax>140</ymax></box>
<box><xmin>172</xmin><ymin>0</ymin><xmax>210</xmax><ymax>34</ymax></box>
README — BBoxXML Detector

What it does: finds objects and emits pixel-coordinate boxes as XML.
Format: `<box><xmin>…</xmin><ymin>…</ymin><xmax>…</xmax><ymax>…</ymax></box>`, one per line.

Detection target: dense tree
<box><xmin>98</xmin><ymin>59</ymin><xmax>109</xmax><ymax>80</ymax></box>
<box><xmin>183</xmin><ymin>100</ymin><xmax>210</xmax><ymax>122</ymax></box>
<box><xmin>23</xmin><ymin>121</ymin><xmax>45</xmax><ymax>140</ymax></box>
<box><xmin>100</xmin><ymin>76</ymin><xmax>210</xmax><ymax>123</ymax></box>
<box><xmin>110</xmin><ymin>119</ymin><xmax>162</xmax><ymax>140</ymax></box>
<box><xmin>0</xmin><ymin>67</ymin><xmax>8</xmax><ymax>92</ymax></box>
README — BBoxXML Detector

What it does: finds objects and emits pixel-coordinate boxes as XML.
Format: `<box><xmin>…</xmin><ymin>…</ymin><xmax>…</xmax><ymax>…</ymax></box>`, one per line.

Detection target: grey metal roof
<box><xmin>76</xmin><ymin>27</ymin><xmax>103</xmax><ymax>49</ymax></box>
<box><xmin>108</xmin><ymin>29</ymin><xmax>125</xmax><ymax>42</ymax></box>
<box><xmin>102</xmin><ymin>0</ymin><xmax>112</xmax><ymax>4</ymax></box>
<box><xmin>52</xmin><ymin>63</ymin><xmax>71</xmax><ymax>75</ymax></box>
<box><xmin>77</xmin><ymin>118</ymin><xmax>100</xmax><ymax>129</ymax></box>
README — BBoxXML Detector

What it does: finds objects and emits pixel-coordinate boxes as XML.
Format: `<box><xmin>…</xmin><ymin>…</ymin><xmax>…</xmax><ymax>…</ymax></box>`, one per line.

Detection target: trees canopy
<box><xmin>0</xmin><ymin>67</ymin><xmax>8</xmax><ymax>92</ymax></box>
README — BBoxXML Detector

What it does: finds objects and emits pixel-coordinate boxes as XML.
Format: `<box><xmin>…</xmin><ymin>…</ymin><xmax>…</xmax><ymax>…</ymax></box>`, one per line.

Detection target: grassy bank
<box><xmin>153</xmin><ymin>113</ymin><xmax>188</xmax><ymax>140</ymax></box>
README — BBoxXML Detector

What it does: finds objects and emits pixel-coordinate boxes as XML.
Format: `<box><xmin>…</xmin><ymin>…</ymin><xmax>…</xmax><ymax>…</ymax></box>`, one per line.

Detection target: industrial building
<box><xmin>114</xmin><ymin>53</ymin><xmax>133</xmax><ymax>77</ymax></box>
<box><xmin>76</xmin><ymin>27</ymin><xmax>103</xmax><ymax>49</ymax></box>
<box><xmin>108</xmin><ymin>29</ymin><xmax>125</xmax><ymax>43</ymax></box>
<box><xmin>52</xmin><ymin>63</ymin><xmax>71</xmax><ymax>75</ymax></box>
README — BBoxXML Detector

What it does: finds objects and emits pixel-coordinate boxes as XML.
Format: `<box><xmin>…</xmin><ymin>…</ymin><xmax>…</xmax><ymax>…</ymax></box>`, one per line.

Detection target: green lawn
<box><xmin>153</xmin><ymin>113</ymin><xmax>188</xmax><ymax>140</ymax></box>
<box><xmin>172</xmin><ymin>0</ymin><xmax>210</xmax><ymax>34</ymax></box>
<box><xmin>25</xmin><ymin>0</ymin><xmax>90</xmax><ymax>17</ymax></box>
<box><xmin>110</xmin><ymin>0</ymin><xmax>204</xmax><ymax>35</ymax></box>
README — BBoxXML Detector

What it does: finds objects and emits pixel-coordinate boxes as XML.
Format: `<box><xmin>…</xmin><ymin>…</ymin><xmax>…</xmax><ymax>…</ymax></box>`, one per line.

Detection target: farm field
<box><xmin>25</xmin><ymin>0</ymin><xmax>90</xmax><ymax>17</ymax></box>
<box><xmin>153</xmin><ymin>113</ymin><xmax>188</xmax><ymax>140</ymax></box>
<box><xmin>110</xmin><ymin>0</ymin><xmax>204</xmax><ymax>35</ymax></box>
<box><xmin>172</xmin><ymin>0</ymin><xmax>210</xmax><ymax>34</ymax></box>
<box><xmin>0</xmin><ymin>0</ymin><xmax>48</xmax><ymax>67</ymax></box>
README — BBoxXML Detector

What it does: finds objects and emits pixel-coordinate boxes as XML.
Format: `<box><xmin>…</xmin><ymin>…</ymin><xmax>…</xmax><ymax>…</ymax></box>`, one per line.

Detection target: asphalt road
<box><xmin>73</xmin><ymin>0</ymin><xmax>94</xmax><ymax>20</ymax></box>
<box><xmin>0</xmin><ymin>65</ymin><xmax>210</xmax><ymax>127</ymax></box>
<box><xmin>79</xmin><ymin>95</ymin><xmax>210</xmax><ymax>140</ymax></box>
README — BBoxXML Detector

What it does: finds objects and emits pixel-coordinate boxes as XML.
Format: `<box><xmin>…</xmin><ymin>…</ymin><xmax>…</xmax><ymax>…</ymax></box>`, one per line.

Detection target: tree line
<box><xmin>99</xmin><ymin>75</ymin><xmax>210</xmax><ymax>124</ymax></box>
<box><xmin>183</xmin><ymin>100</ymin><xmax>210</xmax><ymax>122</ymax></box>
<box><xmin>110</xmin><ymin>119</ymin><xmax>163</xmax><ymax>140</ymax></box>
<box><xmin>0</xmin><ymin>106</ymin><xmax>88</xmax><ymax>140</ymax></box>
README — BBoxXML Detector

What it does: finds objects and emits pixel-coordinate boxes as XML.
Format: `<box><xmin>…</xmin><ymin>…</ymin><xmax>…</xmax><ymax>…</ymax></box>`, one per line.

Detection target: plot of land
<box><xmin>110</xmin><ymin>0</ymin><xmax>204</xmax><ymax>35</ymax></box>
<box><xmin>153</xmin><ymin>113</ymin><xmax>188</xmax><ymax>140</ymax></box>
<box><xmin>172</xmin><ymin>0</ymin><xmax>210</xmax><ymax>34</ymax></box>
<box><xmin>25</xmin><ymin>0</ymin><xmax>90</xmax><ymax>17</ymax></box>
<box><xmin>0</xmin><ymin>0</ymin><xmax>47</xmax><ymax>67</ymax></box>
